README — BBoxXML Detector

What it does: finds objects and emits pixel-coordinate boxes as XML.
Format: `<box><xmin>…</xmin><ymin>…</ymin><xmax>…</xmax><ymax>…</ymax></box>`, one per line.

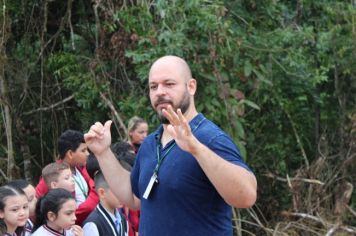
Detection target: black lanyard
<box><xmin>153</xmin><ymin>141</ymin><xmax>176</xmax><ymax>176</ymax></box>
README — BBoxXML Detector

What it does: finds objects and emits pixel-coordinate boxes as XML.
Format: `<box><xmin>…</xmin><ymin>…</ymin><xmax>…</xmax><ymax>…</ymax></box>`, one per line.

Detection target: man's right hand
<box><xmin>84</xmin><ymin>120</ymin><xmax>112</xmax><ymax>156</ymax></box>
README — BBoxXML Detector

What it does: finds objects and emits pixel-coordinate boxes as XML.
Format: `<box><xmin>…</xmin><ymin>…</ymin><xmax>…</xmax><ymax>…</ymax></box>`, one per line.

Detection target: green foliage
<box><xmin>1</xmin><ymin>0</ymin><xmax>355</xmax><ymax>234</ymax></box>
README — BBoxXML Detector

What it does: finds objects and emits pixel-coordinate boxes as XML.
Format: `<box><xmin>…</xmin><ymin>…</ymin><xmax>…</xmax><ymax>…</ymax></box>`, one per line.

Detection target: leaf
<box><xmin>241</xmin><ymin>99</ymin><xmax>260</xmax><ymax>110</ymax></box>
<box><xmin>235</xmin><ymin>119</ymin><xmax>245</xmax><ymax>139</ymax></box>
<box><xmin>244</xmin><ymin>61</ymin><xmax>252</xmax><ymax>77</ymax></box>
<box><xmin>252</xmin><ymin>68</ymin><xmax>273</xmax><ymax>86</ymax></box>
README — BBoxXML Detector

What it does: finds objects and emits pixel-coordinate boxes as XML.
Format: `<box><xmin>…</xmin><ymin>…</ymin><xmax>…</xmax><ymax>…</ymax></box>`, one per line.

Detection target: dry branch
<box><xmin>281</xmin><ymin>211</ymin><xmax>326</xmax><ymax>226</ymax></box>
<box><xmin>325</xmin><ymin>224</ymin><xmax>356</xmax><ymax>236</ymax></box>
<box><xmin>99</xmin><ymin>92</ymin><xmax>127</xmax><ymax>135</ymax></box>
<box><xmin>264</xmin><ymin>172</ymin><xmax>324</xmax><ymax>185</ymax></box>
<box><xmin>23</xmin><ymin>95</ymin><xmax>74</xmax><ymax>115</ymax></box>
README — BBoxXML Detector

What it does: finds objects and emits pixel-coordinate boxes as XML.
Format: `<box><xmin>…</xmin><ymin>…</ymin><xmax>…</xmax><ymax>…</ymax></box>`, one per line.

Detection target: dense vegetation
<box><xmin>0</xmin><ymin>0</ymin><xmax>355</xmax><ymax>235</ymax></box>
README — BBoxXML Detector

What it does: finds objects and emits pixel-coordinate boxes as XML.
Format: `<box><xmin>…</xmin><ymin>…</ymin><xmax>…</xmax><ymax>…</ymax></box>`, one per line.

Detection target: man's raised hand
<box><xmin>84</xmin><ymin>120</ymin><xmax>112</xmax><ymax>156</ymax></box>
<box><xmin>162</xmin><ymin>106</ymin><xmax>199</xmax><ymax>154</ymax></box>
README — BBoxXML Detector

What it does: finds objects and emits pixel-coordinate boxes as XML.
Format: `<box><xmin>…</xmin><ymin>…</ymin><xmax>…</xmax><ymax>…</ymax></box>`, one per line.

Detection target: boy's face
<box><xmin>104</xmin><ymin>188</ymin><xmax>122</xmax><ymax>210</ymax></box>
<box><xmin>52</xmin><ymin>169</ymin><xmax>75</xmax><ymax>193</ymax></box>
<box><xmin>71</xmin><ymin>143</ymin><xmax>89</xmax><ymax>167</ymax></box>
<box><xmin>23</xmin><ymin>184</ymin><xmax>37</xmax><ymax>218</ymax></box>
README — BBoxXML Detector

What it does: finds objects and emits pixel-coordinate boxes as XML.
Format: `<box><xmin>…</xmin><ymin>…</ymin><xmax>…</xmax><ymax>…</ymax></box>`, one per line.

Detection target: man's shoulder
<box><xmin>194</xmin><ymin>114</ymin><xmax>226</xmax><ymax>136</ymax></box>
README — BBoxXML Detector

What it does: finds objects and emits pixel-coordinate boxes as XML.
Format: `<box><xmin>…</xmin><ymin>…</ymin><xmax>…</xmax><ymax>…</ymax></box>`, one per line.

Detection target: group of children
<box><xmin>0</xmin><ymin>127</ymin><xmax>141</xmax><ymax>236</ymax></box>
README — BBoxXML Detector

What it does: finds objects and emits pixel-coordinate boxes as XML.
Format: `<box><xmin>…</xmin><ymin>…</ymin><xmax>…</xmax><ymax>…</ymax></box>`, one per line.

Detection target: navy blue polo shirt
<box><xmin>131</xmin><ymin>113</ymin><xmax>252</xmax><ymax>236</ymax></box>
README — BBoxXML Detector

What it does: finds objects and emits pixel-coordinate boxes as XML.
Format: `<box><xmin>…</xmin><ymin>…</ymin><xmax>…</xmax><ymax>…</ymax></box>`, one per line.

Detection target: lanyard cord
<box><xmin>74</xmin><ymin>171</ymin><xmax>88</xmax><ymax>198</ymax></box>
<box><xmin>154</xmin><ymin>142</ymin><xmax>176</xmax><ymax>175</ymax></box>
<box><xmin>153</xmin><ymin>116</ymin><xmax>206</xmax><ymax>176</ymax></box>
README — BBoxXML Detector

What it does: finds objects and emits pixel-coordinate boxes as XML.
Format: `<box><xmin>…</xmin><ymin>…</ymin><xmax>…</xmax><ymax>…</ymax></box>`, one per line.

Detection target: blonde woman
<box><xmin>127</xmin><ymin>116</ymin><xmax>148</xmax><ymax>153</ymax></box>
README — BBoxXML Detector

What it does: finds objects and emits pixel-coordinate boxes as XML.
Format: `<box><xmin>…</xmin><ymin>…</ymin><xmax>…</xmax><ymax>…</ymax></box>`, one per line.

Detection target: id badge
<box><xmin>143</xmin><ymin>173</ymin><xmax>159</xmax><ymax>199</ymax></box>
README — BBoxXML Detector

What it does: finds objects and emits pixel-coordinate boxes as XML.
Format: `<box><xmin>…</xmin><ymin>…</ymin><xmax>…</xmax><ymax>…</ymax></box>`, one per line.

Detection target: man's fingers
<box><xmin>103</xmin><ymin>120</ymin><xmax>112</xmax><ymax>134</ymax></box>
<box><xmin>104</xmin><ymin>120</ymin><xmax>112</xmax><ymax>129</ymax></box>
<box><xmin>169</xmin><ymin>106</ymin><xmax>180</xmax><ymax>124</ymax></box>
<box><xmin>84</xmin><ymin>121</ymin><xmax>109</xmax><ymax>141</ymax></box>
<box><xmin>162</xmin><ymin>108</ymin><xmax>173</xmax><ymax>124</ymax></box>
<box><xmin>166</xmin><ymin>124</ymin><xmax>177</xmax><ymax>137</ymax></box>
<box><xmin>177</xmin><ymin>109</ymin><xmax>191</xmax><ymax>134</ymax></box>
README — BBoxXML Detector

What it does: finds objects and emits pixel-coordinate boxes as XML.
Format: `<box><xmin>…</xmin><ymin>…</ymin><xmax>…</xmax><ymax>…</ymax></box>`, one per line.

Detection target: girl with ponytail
<box><xmin>32</xmin><ymin>189</ymin><xmax>83</xmax><ymax>236</ymax></box>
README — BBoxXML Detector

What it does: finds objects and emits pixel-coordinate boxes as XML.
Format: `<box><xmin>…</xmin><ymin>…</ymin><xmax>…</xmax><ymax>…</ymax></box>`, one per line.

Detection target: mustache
<box><xmin>154</xmin><ymin>97</ymin><xmax>173</xmax><ymax>107</ymax></box>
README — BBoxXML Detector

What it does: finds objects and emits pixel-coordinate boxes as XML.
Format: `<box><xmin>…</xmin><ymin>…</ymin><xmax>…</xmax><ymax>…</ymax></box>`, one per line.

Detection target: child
<box><xmin>111</xmin><ymin>142</ymin><xmax>140</xmax><ymax>236</ymax></box>
<box><xmin>83</xmin><ymin>170</ymin><xmax>128</xmax><ymax>236</ymax></box>
<box><xmin>0</xmin><ymin>185</ymin><xmax>29</xmax><ymax>236</ymax></box>
<box><xmin>42</xmin><ymin>162</ymin><xmax>75</xmax><ymax>194</ymax></box>
<box><xmin>36</xmin><ymin>130</ymin><xmax>98</xmax><ymax>225</ymax></box>
<box><xmin>7</xmin><ymin>179</ymin><xmax>37</xmax><ymax>235</ymax></box>
<box><xmin>32</xmin><ymin>188</ymin><xmax>83</xmax><ymax>236</ymax></box>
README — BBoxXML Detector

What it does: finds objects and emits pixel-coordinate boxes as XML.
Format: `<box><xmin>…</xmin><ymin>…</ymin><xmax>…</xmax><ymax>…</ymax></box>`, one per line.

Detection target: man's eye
<box><xmin>150</xmin><ymin>85</ymin><xmax>157</xmax><ymax>90</ymax></box>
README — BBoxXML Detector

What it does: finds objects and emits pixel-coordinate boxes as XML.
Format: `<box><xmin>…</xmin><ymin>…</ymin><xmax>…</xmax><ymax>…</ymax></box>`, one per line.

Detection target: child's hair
<box><xmin>111</xmin><ymin>141</ymin><xmax>135</xmax><ymax>171</ymax></box>
<box><xmin>93</xmin><ymin>171</ymin><xmax>109</xmax><ymax>190</ymax></box>
<box><xmin>58</xmin><ymin>130</ymin><xmax>85</xmax><ymax>159</ymax></box>
<box><xmin>32</xmin><ymin>188</ymin><xmax>74</xmax><ymax>233</ymax></box>
<box><xmin>86</xmin><ymin>142</ymin><xmax>133</xmax><ymax>180</ymax></box>
<box><xmin>0</xmin><ymin>185</ymin><xmax>27</xmax><ymax>235</ymax></box>
<box><xmin>86</xmin><ymin>153</ymin><xmax>100</xmax><ymax>180</ymax></box>
<box><xmin>42</xmin><ymin>162</ymin><xmax>70</xmax><ymax>187</ymax></box>
<box><xmin>7</xmin><ymin>179</ymin><xmax>31</xmax><ymax>190</ymax></box>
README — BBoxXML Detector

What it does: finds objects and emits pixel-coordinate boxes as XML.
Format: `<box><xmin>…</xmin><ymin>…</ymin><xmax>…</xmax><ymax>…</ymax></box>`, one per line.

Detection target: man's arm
<box><xmin>84</xmin><ymin>121</ymin><xmax>140</xmax><ymax>210</ymax></box>
<box><xmin>163</xmin><ymin>107</ymin><xmax>257</xmax><ymax>208</ymax></box>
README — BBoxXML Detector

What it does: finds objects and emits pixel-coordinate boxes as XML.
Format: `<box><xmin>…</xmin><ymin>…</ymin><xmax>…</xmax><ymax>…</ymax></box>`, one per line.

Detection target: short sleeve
<box><xmin>208</xmin><ymin>134</ymin><xmax>253</xmax><ymax>173</ymax></box>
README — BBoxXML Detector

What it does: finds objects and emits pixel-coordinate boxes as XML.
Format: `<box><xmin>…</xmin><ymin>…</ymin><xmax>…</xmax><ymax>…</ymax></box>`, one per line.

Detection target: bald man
<box><xmin>85</xmin><ymin>55</ymin><xmax>257</xmax><ymax>236</ymax></box>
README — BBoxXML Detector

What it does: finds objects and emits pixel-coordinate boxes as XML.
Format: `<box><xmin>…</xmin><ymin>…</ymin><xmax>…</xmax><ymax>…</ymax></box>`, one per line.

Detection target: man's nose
<box><xmin>156</xmin><ymin>84</ymin><xmax>167</xmax><ymax>95</ymax></box>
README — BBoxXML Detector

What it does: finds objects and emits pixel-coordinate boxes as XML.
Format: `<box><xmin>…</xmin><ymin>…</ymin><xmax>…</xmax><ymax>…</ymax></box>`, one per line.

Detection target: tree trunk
<box><xmin>0</xmin><ymin>1</ymin><xmax>16</xmax><ymax>180</ymax></box>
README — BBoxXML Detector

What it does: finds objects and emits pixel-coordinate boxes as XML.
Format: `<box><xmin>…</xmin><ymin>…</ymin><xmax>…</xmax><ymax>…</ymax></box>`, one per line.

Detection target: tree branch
<box><xmin>99</xmin><ymin>92</ymin><xmax>128</xmax><ymax>135</ymax></box>
<box><xmin>264</xmin><ymin>172</ymin><xmax>324</xmax><ymax>185</ymax></box>
<box><xmin>23</xmin><ymin>95</ymin><xmax>74</xmax><ymax>115</ymax></box>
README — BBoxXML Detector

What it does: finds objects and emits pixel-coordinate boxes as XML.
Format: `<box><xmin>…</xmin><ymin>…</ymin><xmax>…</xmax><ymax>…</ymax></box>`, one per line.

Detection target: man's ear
<box><xmin>0</xmin><ymin>210</ymin><xmax>4</xmax><ymax>219</ymax></box>
<box><xmin>47</xmin><ymin>211</ymin><xmax>57</xmax><ymax>222</ymax></box>
<box><xmin>187</xmin><ymin>78</ymin><xmax>197</xmax><ymax>95</ymax></box>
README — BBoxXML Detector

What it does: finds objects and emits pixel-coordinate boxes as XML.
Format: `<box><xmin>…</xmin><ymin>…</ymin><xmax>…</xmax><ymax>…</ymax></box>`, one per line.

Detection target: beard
<box><xmin>155</xmin><ymin>90</ymin><xmax>191</xmax><ymax>124</ymax></box>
